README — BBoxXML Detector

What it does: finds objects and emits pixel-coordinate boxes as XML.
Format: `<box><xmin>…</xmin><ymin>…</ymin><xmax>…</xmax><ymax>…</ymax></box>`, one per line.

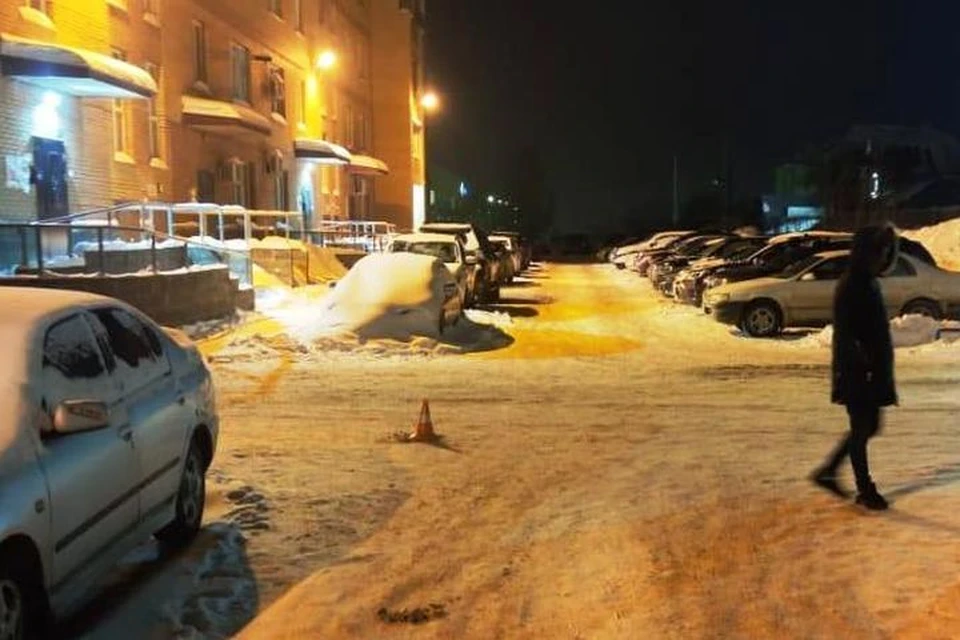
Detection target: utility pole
<box><xmin>672</xmin><ymin>154</ymin><xmax>680</xmax><ymax>227</ymax></box>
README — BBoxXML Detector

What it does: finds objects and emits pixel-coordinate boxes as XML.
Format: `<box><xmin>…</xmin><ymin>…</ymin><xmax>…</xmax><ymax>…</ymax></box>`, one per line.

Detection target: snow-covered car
<box><xmin>324</xmin><ymin>252</ymin><xmax>463</xmax><ymax>338</ymax></box>
<box><xmin>388</xmin><ymin>232</ymin><xmax>474</xmax><ymax>307</ymax></box>
<box><xmin>703</xmin><ymin>250</ymin><xmax>960</xmax><ymax>337</ymax></box>
<box><xmin>0</xmin><ymin>288</ymin><xmax>218</xmax><ymax>638</ymax></box>
<box><xmin>610</xmin><ymin>231</ymin><xmax>694</xmax><ymax>270</ymax></box>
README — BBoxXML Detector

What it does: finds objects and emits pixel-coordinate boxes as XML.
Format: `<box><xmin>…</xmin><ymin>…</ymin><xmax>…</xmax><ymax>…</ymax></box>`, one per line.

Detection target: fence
<box><xmin>0</xmin><ymin>222</ymin><xmax>255</xmax><ymax>288</ymax></box>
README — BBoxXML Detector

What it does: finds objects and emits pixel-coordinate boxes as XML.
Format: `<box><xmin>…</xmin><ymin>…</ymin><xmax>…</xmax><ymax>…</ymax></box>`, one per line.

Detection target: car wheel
<box><xmin>902</xmin><ymin>298</ymin><xmax>941</xmax><ymax>320</ymax></box>
<box><xmin>741</xmin><ymin>301</ymin><xmax>782</xmax><ymax>338</ymax></box>
<box><xmin>0</xmin><ymin>554</ymin><xmax>42</xmax><ymax>640</ymax></box>
<box><xmin>156</xmin><ymin>439</ymin><xmax>206</xmax><ymax>550</ymax></box>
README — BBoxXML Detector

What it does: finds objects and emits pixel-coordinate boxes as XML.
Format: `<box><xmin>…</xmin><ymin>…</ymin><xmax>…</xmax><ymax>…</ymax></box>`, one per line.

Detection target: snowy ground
<box><xmin>63</xmin><ymin>261</ymin><xmax>960</xmax><ymax>639</ymax></box>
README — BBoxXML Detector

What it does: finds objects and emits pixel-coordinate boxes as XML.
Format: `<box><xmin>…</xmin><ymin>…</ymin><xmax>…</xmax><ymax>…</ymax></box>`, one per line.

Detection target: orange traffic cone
<box><xmin>409</xmin><ymin>399</ymin><xmax>436</xmax><ymax>441</ymax></box>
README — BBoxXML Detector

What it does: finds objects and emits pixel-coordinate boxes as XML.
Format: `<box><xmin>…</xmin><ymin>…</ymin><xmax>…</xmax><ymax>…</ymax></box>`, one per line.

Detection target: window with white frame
<box><xmin>192</xmin><ymin>21</ymin><xmax>207</xmax><ymax>84</ymax></box>
<box><xmin>269</xmin><ymin>0</ymin><xmax>282</xmax><ymax>18</ymax></box>
<box><xmin>269</xmin><ymin>65</ymin><xmax>286</xmax><ymax>118</ymax></box>
<box><xmin>231</xmin><ymin>43</ymin><xmax>251</xmax><ymax>102</ymax></box>
<box><xmin>145</xmin><ymin>62</ymin><xmax>161</xmax><ymax>160</ymax></box>
<box><xmin>224</xmin><ymin>159</ymin><xmax>251</xmax><ymax>207</ymax></box>
<box><xmin>112</xmin><ymin>49</ymin><xmax>130</xmax><ymax>155</ymax></box>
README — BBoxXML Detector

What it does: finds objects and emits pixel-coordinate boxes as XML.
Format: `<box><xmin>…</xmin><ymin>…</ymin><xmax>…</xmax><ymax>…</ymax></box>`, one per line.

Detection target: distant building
<box><xmin>0</xmin><ymin>0</ymin><xmax>426</xmax><ymax>230</ymax></box>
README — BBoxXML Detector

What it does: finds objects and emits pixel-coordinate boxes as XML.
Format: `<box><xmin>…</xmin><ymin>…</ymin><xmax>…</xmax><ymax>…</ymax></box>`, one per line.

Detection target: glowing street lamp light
<box><xmin>316</xmin><ymin>49</ymin><xmax>337</xmax><ymax>71</ymax></box>
<box><xmin>421</xmin><ymin>91</ymin><xmax>440</xmax><ymax>112</ymax></box>
<box><xmin>487</xmin><ymin>195</ymin><xmax>496</xmax><ymax>204</ymax></box>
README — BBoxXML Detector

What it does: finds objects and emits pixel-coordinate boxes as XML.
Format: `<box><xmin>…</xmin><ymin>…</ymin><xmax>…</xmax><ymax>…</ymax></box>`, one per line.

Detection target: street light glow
<box><xmin>487</xmin><ymin>195</ymin><xmax>496</xmax><ymax>204</ymax></box>
<box><xmin>421</xmin><ymin>91</ymin><xmax>440</xmax><ymax>112</ymax></box>
<box><xmin>316</xmin><ymin>49</ymin><xmax>337</xmax><ymax>70</ymax></box>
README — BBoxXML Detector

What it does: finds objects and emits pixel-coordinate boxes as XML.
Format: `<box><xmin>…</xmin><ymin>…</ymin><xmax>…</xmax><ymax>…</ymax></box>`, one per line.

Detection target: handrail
<box><xmin>0</xmin><ymin>222</ymin><xmax>256</xmax><ymax>286</ymax></box>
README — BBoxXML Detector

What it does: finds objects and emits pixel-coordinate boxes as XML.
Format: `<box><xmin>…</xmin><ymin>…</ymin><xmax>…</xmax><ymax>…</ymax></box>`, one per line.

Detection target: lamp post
<box><xmin>420</xmin><ymin>90</ymin><xmax>441</xmax><ymax>223</ymax></box>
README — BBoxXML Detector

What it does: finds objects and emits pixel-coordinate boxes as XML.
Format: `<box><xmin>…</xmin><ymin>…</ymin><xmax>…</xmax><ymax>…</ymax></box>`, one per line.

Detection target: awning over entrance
<box><xmin>181</xmin><ymin>95</ymin><xmax>272</xmax><ymax>137</ymax></box>
<box><xmin>294</xmin><ymin>138</ymin><xmax>351</xmax><ymax>165</ymax></box>
<box><xmin>348</xmin><ymin>154</ymin><xmax>390</xmax><ymax>175</ymax></box>
<box><xmin>0</xmin><ymin>33</ymin><xmax>157</xmax><ymax>98</ymax></box>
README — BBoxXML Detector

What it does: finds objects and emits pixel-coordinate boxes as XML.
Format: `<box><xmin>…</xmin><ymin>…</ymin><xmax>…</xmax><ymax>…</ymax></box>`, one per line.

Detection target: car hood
<box><xmin>690</xmin><ymin>257</ymin><xmax>729</xmax><ymax>270</ymax></box>
<box><xmin>709</xmin><ymin>276</ymin><xmax>784</xmax><ymax>299</ymax></box>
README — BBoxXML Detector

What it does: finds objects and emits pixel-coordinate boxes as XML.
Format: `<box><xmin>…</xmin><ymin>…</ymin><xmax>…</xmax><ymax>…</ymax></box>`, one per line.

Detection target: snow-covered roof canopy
<box><xmin>294</xmin><ymin>138</ymin><xmax>351</xmax><ymax>165</ymax></box>
<box><xmin>349</xmin><ymin>154</ymin><xmax>390</xmax><ymax>175</ymax></box>
<box><xmin>0</xmin><ymin>33</ymin><xmax>157</xmax><ymax>99</ymax></box>
<box><xmin>181</xmin><ymin>95</ymin><xmax>272</xmax><ymax>137</ymax></box>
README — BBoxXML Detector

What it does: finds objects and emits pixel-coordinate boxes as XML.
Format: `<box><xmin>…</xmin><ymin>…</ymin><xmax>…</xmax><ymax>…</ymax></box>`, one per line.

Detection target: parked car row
<box><xmin>610</xmin><ymin>228</ymin><xmax>958</xmax><ymax>338</ymax></box>
<box><xmin>387</xmin><ymin>223</ymin><xmax>533</xmax><ymax>308</ymax></box>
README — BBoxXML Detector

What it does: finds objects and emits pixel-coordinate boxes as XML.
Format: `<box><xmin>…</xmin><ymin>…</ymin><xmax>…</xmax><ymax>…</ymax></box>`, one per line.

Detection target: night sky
<box><xmin>426</xmin><ymin>1</ymin><xmax>960</xmax><ymax>234</ymax></box>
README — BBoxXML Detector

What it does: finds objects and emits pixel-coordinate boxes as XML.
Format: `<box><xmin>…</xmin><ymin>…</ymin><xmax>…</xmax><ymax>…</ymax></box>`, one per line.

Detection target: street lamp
<box><xmin>421</xmin><ymin>91</ymin><xmax>440</xmax><ymax>113</ymax></box>
<box><xmin>316</xmin><ymin>49</ymin><xmax>337</xmax><ymax>71</ymax></box>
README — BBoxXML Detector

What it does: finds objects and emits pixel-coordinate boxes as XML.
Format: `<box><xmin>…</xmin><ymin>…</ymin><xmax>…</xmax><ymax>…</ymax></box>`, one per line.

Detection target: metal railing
<box><xmin>0</xmin><ymin>222</ymin><xmax>255</xmax><ymax>288</ymax></box>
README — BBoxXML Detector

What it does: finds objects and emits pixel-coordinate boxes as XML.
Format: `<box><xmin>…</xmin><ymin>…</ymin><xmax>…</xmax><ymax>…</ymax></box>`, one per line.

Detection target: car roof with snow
<box><xmin>419</xmin><ymin>222</ymin><xmax>473</xmax><ymax>232</ymax></box>
<box><xmin>0</xmin><ymin>287</ymin><xmax>115</xmax><ymax>330</ymax></box>
<box><xmin>393</xmin><ymin>233</ymin><xmax>462</xmax><ymax>244</ymax></box>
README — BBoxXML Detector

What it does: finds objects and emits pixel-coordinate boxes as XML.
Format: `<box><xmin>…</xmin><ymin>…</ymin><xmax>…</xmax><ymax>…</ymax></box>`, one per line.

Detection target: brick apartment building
<box><xmin>0</xmin><ymin>0</ymin><xmax>427</xmax><ymax>231</ymax></box>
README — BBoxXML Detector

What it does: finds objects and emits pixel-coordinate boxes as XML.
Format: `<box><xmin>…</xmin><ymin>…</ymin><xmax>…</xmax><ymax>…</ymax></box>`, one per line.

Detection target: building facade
<box><xmin>0</xmin><ymin>0</ymin><xmax>425</xmax><ymax>230</ymax></box>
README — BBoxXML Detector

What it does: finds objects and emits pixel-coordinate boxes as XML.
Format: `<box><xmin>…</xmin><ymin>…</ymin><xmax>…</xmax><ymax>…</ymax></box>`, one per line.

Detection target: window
<box><xmin>142</xmin><ymin>0</ymin><xmax>159</xmax><ymax>21</ymax></box>
<box><xmin>192</xmin><ymin>21</ymin><xmax>207</xmax><ymax>84</ymax></box>
<box><xmin>26</xmin><ymin>0</ymin><xmax>50</xmax><ymax>13</ymax></box>
<box><xmin>886</xmin><ymin>257</ymin><xmax>917</xmax><ymax>278</ymax></box>
<box><xmin>225</xmin><ymin>160</ymin><xmax>252</xmax><ymax>207</ymax></box>
<box><xmin>145</xmin><ymin>62</ymin><xmax>161</xmax><ymax>160</ymax></box>
<box><xmin>294</xmin><ymin>0</ymin><xmax>303</xmax><ymax>31</ymax></box>
<box><xmin>354</xmin><ymin>111</ymin><xmax>367</xmax><ymax>150</ymax></box>
<box><xmin>269</xmin><ymin>66</ymin><xmax>286</xmax><ymax>117</ymax></box>
<box><xmin>231</xmin><ymin>43</ymin><xmax>251</xmax><ymax>102</ymax></box>
<box><xmin>810</xmin><ymin>257</ymin><xmax>849</xmax><ymax>281</ymax></box>
<box><xmin>90</xmin><ymin>308</ymin><xmax>167</xmax><ymax>392</ymax></box>
<box><xmin>43</xmin><ymin>316</ymin><xmax>107</xmax><ymax>380</ymax></box>
<box><xmin>112</xmin><ymin>49</ymin><xmax>130</xmax><ymax>156</ymax></box>
<box><xmin>269</xmin><ymin>0</ymin><xmax>282</xmax><ymax>18</ymax></box>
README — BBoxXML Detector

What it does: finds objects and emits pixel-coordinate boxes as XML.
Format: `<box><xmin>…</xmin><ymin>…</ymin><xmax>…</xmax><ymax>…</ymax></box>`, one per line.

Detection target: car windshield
<box><xmin>392</xmin><ymin>241</ymin><xmax>458</xmax><ymax>263</ymax></box>
<box><xmin>776</xmin><ymin>253</ymin><xmax>824</xmax><ymax>279</ymax></box>
<box><xmin>720</xmin><ymin>241</ymin><xmax>763</xmax><ymax>261</ymax></box>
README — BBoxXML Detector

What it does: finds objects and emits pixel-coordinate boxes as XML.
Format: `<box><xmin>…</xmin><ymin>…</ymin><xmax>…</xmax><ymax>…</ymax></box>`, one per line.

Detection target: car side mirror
<box><xmin>800</xmin><ymin>272</ymin><xmax>817</xmax><ymax>282</ymax></box>
<box><xmin>53</xmin><ymin>400</ymin><xmax>109</xmax><ymax>435</ymax></box>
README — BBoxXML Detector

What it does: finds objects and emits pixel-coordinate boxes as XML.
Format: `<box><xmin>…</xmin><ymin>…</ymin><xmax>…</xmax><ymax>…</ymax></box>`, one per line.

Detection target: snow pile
<box><xmin>903</xmin><ymin>217</ymin><xmax>960</xmax><ymax>271</ymax></box>
<box><xmin>72</xmin><ymin>237</ymin><xmax>185</xmax><ymax>254</ymax></box>
<box><xmin>798</xmin><ymin>315</ymin><xmax>960</xmax><ymax>349</ymax></box>
<box><xmin>161</xmin><ymin>524</ymin><xmax>257</xmax><ymax>640</ymax></box>
<box><xmin>275</xmin><ymin>252</ymin><xmax>453</xmax><ymax>342</ymax></box>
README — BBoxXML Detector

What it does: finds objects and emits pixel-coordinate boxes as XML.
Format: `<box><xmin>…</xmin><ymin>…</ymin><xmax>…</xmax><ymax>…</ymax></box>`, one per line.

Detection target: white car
<box><xmin>0</xmin><ymin>288</ymin><xmax>218</xmax><ymax>638</ymax></box>
<box><xmin>323</xmin><ymin>252</ymin><xmax>463</xmax><ymax>338</ymax></box>
<box><xmin>387</xmin><ymin>233</ymin><xmax>473</xmax><ymax>307</ymax></box>
<box><xmin>704</xmin><ymin>250</ymin><xmax>960</xmax><ymax>337</ymax></box>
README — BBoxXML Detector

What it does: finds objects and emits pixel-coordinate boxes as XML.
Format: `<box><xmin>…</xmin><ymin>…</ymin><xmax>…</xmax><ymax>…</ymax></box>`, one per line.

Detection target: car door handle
<box><xmin>177</xmin><ymin>396</ymin><xmax>186</xmax><ymax>406</ymax></box>
<box><xmin>119</xmin><ymin>429</ymin><xmax>133</xmax><ymax>442</ymax></box>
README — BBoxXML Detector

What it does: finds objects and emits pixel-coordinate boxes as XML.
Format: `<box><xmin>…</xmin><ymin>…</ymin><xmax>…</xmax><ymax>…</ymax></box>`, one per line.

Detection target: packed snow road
<box><xmin>65</xmin><ymin>262</ymin><xmax>960</xmax><ymax>639</ymax></box>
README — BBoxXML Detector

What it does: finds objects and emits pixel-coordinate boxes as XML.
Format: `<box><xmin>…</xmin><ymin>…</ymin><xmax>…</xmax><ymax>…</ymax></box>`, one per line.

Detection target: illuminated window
<box><xmin>192</xmin><ymin>21</ymin><xmax>207</xmax><ymax>83</ymax></box>
<box><xmin>111</xmin><ymin>49</ymin><xmax>130</xmax><ymax>155</ymax></box>
<box><xmin>145</xmin><ymin>63</ymin><xmax>161</xmax><ymax>160</ymax></box>
<box><xmin>231</xmin><ymin>44</ymin><xmax>251</xmax><ymax>102</ymax></box>
<box><xmin>269</xmin><ymin>0</ymin><xmax>282</xmax><ymax>18</ymax></box>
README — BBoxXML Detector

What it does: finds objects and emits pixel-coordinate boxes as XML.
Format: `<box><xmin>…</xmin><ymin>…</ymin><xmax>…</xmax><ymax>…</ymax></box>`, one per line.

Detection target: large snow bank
<box><xmin>903</xmin><ymin>218</ymin><xmax>960</xmax><ymax>271</ymax></box>
<box><xmin>799</xmin><ymin>315</ymin><xmax>960</xmax><ymax>349</ymax></box>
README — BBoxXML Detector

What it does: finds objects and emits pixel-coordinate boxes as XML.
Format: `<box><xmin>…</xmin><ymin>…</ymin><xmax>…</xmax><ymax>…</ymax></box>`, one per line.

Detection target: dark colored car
<box><xmin>651</xmin><ymin>236</ymin><xmax>770</xmax><ymax>298</ymax></box>
<box><xmin>643</xmin><ymin>234</ymin><xmax>733</xmax><ymax>281</ymax></box>
<box><xmin>672</xmin><ymin>237</ymin><xmax>773</xmax><ymax>306</ymax></box>
<box><xmin>699</xmin><ymin>232</ymin><xmax>856</xmax><ymax>297</ymax></box>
